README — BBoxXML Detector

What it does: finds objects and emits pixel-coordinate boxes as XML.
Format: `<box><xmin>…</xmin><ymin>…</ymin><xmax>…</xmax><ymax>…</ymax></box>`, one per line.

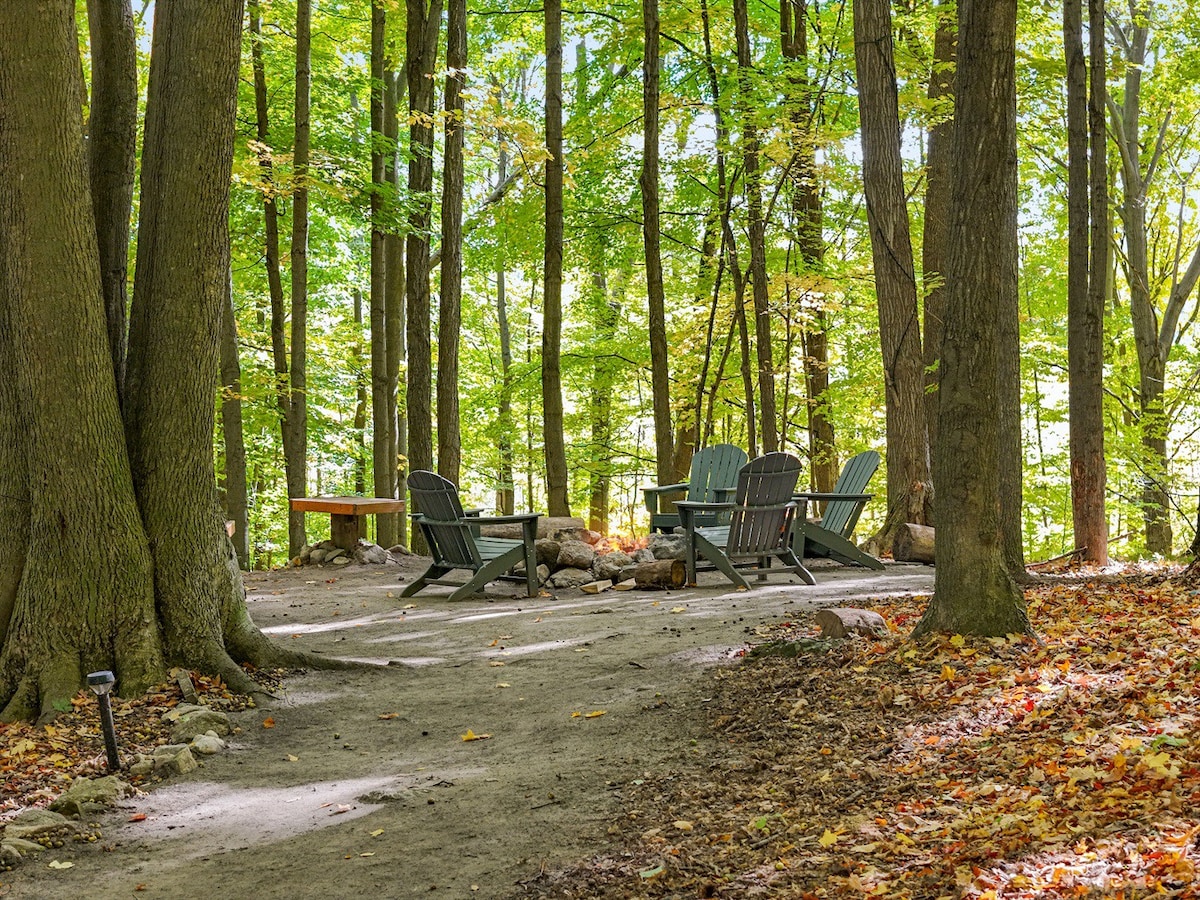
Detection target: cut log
<box><xmin>893</xmin><ymin>523</ymin><xmax>935</xmax><ymax>563</ymax></box>
<box><xmin>581</xmin><ymin>580</ymin><xmax>612</xmax><ymax>594</ymax></box>
<box><xmin>633</xmin><ymin>559</ymin><xmax>685</xmax><ymax>589</ymax></box>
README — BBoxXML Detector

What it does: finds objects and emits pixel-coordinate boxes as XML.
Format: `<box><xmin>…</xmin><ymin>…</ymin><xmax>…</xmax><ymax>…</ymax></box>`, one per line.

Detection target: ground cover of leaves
<box><xmin>0</xmin><ymin>669</ymin><xmax>277</xmax><ymax>819</ymax></box>
<box><xmin>519</xmin><ymin>575</ymin><xmax>1200</xmax><ymax>899</ymax></box>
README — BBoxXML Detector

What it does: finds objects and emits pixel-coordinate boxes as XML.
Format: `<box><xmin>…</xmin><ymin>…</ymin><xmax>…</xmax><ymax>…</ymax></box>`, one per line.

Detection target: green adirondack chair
<box><xmin>643</xmin><ymin>443</ymin><xmax>748</xmax><ymax>533</ymax></box>
<box><xmin>678</xmin><ymin>452</ymin><xmax>815</xmax><ymax>589</ymax></box>
<box><xmin>793</xmin><ymin>450</ymin><xmax>884</xmax><ymax>570</ymax></box>
<box><xmin>401</xmin><ymin>471</ymin><xmax>540</xmax><ymax>602</ymax></box>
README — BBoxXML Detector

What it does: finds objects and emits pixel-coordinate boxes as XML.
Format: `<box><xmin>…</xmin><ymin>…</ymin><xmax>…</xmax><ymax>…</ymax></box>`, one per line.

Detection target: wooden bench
<box><xmin>290</xmin><ymin>496</ymin><xmax>406</xmax><ymax>551</ymax></box>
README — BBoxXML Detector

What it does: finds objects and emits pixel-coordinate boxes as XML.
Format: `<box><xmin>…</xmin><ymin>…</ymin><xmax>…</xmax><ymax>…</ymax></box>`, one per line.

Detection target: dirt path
<box><xmin>8</xmin><ymin>559</ymin><xmax>933</xmax><ymax>900</ymax></box>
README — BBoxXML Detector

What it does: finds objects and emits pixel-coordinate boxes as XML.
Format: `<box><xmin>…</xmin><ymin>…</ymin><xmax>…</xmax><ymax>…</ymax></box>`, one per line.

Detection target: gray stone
<box><xmin>548</xmin><ymin>567</ymin><xmax>593</xmax><ymax>588</ymax></box>
<box><xmin>552</xmin><ymin>526</ymin><xmax>601</xmax><ymax>545</ymax></box>
<box><xmin>2</xmin><ymin>838</ymin><xmax>45</xmax><ymax>860</ymax></box>
<box><xmin>154</xmin><ymin>746</ymin><xmax>198</xmax><ymax>776</ymax></box>
<box><xmin>190</xmin><ymin>732</ymin><xmax>226</xmax><ymax>755</ymax></box>
<box><xmin>556</xmin><ymin>540</ymin><xmax>595</xmax><ymax>570</ymax></box>
<box><xmin>648</xmin><ymin>533</ymin><xmax>687</xmax><ymax>560</ymax></box>
<box><xmin>169</xmin><ymin>707</ymin><xmax>231</xmax><ymax>743</ymax></box>
<box><xmin>535</xmin><ymin>539</ymin><xmax>561</xmax><ymax>568</ymax></box>
<box><xmin>536</xmin><ymin>564</ymin><xmax>550</xmax><ymax>584</ymax></box>
<box><xmin>814</xmin><ymin>607</ymin><xmax>888</xmax><ymax>639</ymax></box>
<box><xmin>309</xmin><ymin>548</ymin><xmax>327</xmax><ymax>564</ymax></box>
<box><xmin>127</xmin><ymin>754</ymin><xmax>154</xmax><ymax>777</ymax></box>
<box><xmin>332</xmin><ymin>555</ymin><xmax>352</xmax><ymax>566</ymax></box>
<box><xmin>48</xmin><ymin>775</ymin><xmax>130</xmax><ymax>817</ymax></box>
<box><xmin>162</xmin><ymin>702</ymin><xmax>207</xmax><ymax>723</ymax></box>
<box><xmin>632</xmin><ymin>548</ymin><xmax>656</xmax><ymax>563</ymax></box>
<box><xmin>594</xmin><ymin>550</ymin><xmax>633</xmax><ymax>582</ymax></box>
<box><xmin>4</xmin><ymin>810</ymin><xmax>71</xmax><ymax>840</ymax></box>
<box><xmin>355</xmin><ymin>542</ymin><xmax>394</xmax><ymax>565</ymax></box>
<box><xmin>387</xmin><ymin>543</ymin><xmax>413</xmax><ymax>557</ymax></box>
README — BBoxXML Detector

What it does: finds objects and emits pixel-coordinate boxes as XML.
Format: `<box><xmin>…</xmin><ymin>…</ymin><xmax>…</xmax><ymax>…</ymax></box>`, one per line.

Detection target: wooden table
<box><xmin>290</xmin><ymin>496</ymin><xmax>406</xmax><ymax>550</ymax></box>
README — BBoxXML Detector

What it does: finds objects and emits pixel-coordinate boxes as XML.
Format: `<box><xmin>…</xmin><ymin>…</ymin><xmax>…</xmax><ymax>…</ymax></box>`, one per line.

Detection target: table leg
<box><xmin>330</xmin><ymin>514</ymin><xmax>364</xmax><ymax>550</ymax></box>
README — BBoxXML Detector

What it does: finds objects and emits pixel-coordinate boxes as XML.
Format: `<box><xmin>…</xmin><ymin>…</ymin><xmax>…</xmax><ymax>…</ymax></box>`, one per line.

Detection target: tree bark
<box><xmin>643</xmin><ymin>0</ymin><xmax>674</xmax><ymax>487</ymax></box>
<box><xmin>438</xmin><ymin>0</ymin><xmax>466</xmax><ymax>485</ymax></box>
<box><xmin>913</xmin><ymin>0</ymin><xmax>1030</xmax><ymax>639</ymax></box>
<box><xmin>219</xmin><ymin>269</ymin><xmax>250</xmax><ymax>570</ymax></box>
<box><xmin>542</xmin><ymin>0</ymin><xmax>571</xmax><ymax>516</ymax></box>
<box><xmin>85</xmin><ymin>0</ymin><xmax>137</xmax><ymax>406</ymax></box>
<box><xmin>0</xmin><ymin>0</ymin><xmax>162</xmax><ymax>720</ymax></box>
<box><xmin>405</xmin><ymin>0</ymin><xmax>441</xmax><ymax>550</ymax></box>
<box><xmin>370</xmin><ymin>2</ymin><xmax>396</xmax><ymax>547</ymax></box>
<box><xmin>734</xmin><ymin>0</ymin><xmax>778</xmax><ymax>453</ymax></box>
<box><xmin>1065</xmin><ymin>0</ymin><xmax>1108</xmax><ymax>565</ymax></box>
<box><xmin>494</xmin><ymin>101</ymin><xmax>515</xmax><ymax>517</ymax></box>
<box><xmin>385</xmin><ymin>68</ymin><xmax>407</xmax><ymax>547</ymax></box>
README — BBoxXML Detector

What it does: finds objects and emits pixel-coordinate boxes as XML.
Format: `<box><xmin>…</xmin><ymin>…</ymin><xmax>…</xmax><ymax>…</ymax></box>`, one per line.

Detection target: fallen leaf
<box><xmin>128</xmin><ymin>813</ymin><xmax>147</xmax><ymax>822</ymax></box>
<box><xmin>48</xmin><ymin>860</ymin><xmax>75</xmax><ymax>869</ymax></box>
<box><xmin>496</xmin><ymin>682</ymin><xmax>511</xmax><ymax>688</ymax></box>
<box><xmin>378</xmin><ymin>712</ymin><xmax>399</xmax><ymax>720</ymax></box>
<box><xmin>584</xmin><ymin>710</ymin><xmax>607</xmax><ymax>718</ymax></box>
<box><xmin>461</xmin><ymin>729</ymin><xmax>492</xmax><ymax>742</ymax></box>
<box><xmin>287</xmin><ymin>754</ymin><xmax>299</xmax><ymax>762</ymax></box>
<box><xmin>671</xmin><ymin>606</ymin><xmax>687</xmax><ymax>613</ymax></box>
<box><xmin>262</xmin><ymin>717</ymin><xmax>276</xmax><ymax>728</ymax></box>
<box><xmin>371</xmin><ymin>829</ymin><xmax>385</xmax><ymax>837</ymax></box>
<box><xmin>818</xmin><ymin>830</ymin><xmax>839</xmax><ymax>848</ymax></box>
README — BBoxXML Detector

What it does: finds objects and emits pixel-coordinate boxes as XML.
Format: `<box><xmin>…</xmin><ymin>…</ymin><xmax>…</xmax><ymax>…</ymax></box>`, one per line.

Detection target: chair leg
<box><xmin>401</xmin><ymin>564</ymin><xmax>450</xmax><ymax>598</ymax></box>
<box><xmin>694</xmin><ymin>534</ymin><xmax>751</xmax><ymax>590</ymax></box>
<box><xmin>777</xmin><ymin>547</ymin><xmax>817</xmax><ymax>585</ymax></box>
<box><xmin>447</xmin><ymin>554</ymin><xmax>524</xmax><ymax>602</ymax></box>
<box><xmin>800</xmin><ymin>525</ymin><xmax>885</xmax><ymax>570</ymax></box>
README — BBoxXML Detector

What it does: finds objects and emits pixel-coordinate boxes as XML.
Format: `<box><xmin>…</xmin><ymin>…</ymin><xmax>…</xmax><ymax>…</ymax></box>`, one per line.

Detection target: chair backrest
<box><xmin>408</xmin><ymin>470</ymin><xmax>478</xmax><ymax>567</ymax></box>
<box><xmin>726</xmin><ymin>452</ymin><xmax>802</xmax><ymax>555</ymax></box>
<box><xmin>687</xmin><ymin>444</ymin><xmax>748</xmax><ymax>502</ymax></box>
<box><xmin>821</xmin><ymin>450</ymin><xmax>881</xmax><ymax>537</ymax></box>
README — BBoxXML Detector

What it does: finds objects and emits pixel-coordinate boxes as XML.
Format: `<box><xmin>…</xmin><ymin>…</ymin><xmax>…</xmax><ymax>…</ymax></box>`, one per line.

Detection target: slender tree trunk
<box><xmin>405</xmin><ymin>0</ymin><xmax>441</xmax><ymax>549</ymax></box>
<box><xmin>542</xmin><ymin>0</ymin><xmax>570</xmax><ymax>516</ymax></box>
<box><xmin>642</xmin><ymin>0</ymin><xmax>674</xmax><ymax>485</ymax></box>
<box><xmin>854</xmin><ymin>0</ymin><xmax>932</xmax><ymax>547</ymax></box>
<box><xmin>370</xmin><ymin>1</ymin><xmax>396</xmax><ymax>547</ymax></box>
<box><xmin>438</xmin><ymin>0</ymin><xmax>466</xmax><ymax>484</ymax></box>
<box><xmin>219</xmin><ymin>270</ymin><xmax>250</xmax><ymax>570</ymax></box>
<box><xmin>922</xmin><ymin>1</ymin><xmax>955</xmax><ymax>458</ymax></box>
<box><xmin>914</xmin><ymin>0</ymin><xmax>1030</xmax><ymax>639</ymax></box>
<box><xmin>86</xmin><ymin>0</ymin><xmax>137</xmax><ymax>406</ymax></box>
<box><xmin>734</xmin><ymin>0</ymin><xmax>778</xmax><ymax>452</ymax></box>
<box><xmin>1066</xmin><ymin>0</ymin><xmax>1108</xmax><ymax>564</ymax></box>
<box><xmin>353</xmin><ymin>289</ymin><xmax>369</xmax><ymax>496</ymax></box>
<box><xmin>385</xmin><ymin>69</ymin><xmax>407</xmax><ymax>546</ymax></box>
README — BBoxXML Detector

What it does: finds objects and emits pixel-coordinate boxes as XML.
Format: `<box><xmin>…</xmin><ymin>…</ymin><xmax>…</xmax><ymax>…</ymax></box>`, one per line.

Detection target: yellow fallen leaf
<box><xmin>818</xmin><ymin>829</ymin><xmax>839</xmax><ymax>848</ymax></box>
<box><xmin>286</xmin><ymin>754</ymin><xmax>299</xmax><ymax>762</ymax></box>
<box><xmin>489</xmin><ymin>661</ymin><xmax>505</xmax><ymax>667</ymax></box>
<box><xmin>461</xmin><ymin>729</ymin><xmax>492</xmax><ymax>742</ymax></box>
<box><xmin>940</xmin><ymin>664</ymin><xmax>957</xmax><ymax>682</ymax></box>
<box><xmin>585</xmin><ymin>710</ymin><xmax>607</xmax><ymax>718</ymax></box>
<box><xmin>403</xmin><ymin>604</ymin><xmax>416</xmax><ymax>609</ymax></box>
<box><xmin>674</xmin><ymin>820</ymin><xmax>694</xmax><ymax>831</ymax></box>
<box><xmin>496</xmin><ymin>683</ymin><xmax>510</xmax><ymax>688</ymax></box>
<box><xmin>359</xmin><ymin>852</ymin><xmax>375</xmax><ymax>857</ymax></box>
<box><xmin>671</xmin><ymin>606</ymin><xmax>686</xmax><ymax>613</ymax></box>
<box><xmin>950</xmin><ymin>634</ymin><xmax>965</xmax><ymax>648</ymax></box>
<box><xmin>571</xmin><ymin>711</ymin><xmax>582</xmax><ymax>718</ymax></box>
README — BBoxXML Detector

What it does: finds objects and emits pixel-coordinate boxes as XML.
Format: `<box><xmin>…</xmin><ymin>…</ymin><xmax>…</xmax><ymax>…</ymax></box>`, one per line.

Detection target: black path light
<box><xmin>86</xmin><ymin>670</ymin><xmax>121</xmax><ymax>771</ymax></box>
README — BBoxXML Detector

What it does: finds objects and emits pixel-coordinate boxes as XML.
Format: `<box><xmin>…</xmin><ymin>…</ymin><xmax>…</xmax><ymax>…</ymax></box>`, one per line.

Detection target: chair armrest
<box><xmin>792</xmin><ymin>492</ymin><xmax>873</xmax><ymax>503</ymax></box>
<box><xmin>469</xmin><ymin>513</ymin><xmax>541</xmax><ymax>525</ymax></box>
<box><xmin>644</xmin><ymin>483</ymin><xmax>689</xmax><ymax>496</ymax></box>
<box><xmin>674</xmin><ymin>500</ymin><xmax>736</xmax><ymax>512</ymax></box>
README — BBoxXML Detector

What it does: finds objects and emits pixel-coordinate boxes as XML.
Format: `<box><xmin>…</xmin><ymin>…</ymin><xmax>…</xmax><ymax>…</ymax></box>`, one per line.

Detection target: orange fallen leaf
<box><xmin>262</xmin><ymin>717</ymin><xmax>276</xmax><ymax>728</ymax></box>
<box><xmin>128</xmin><ymin>813</ymin><xmax>147</xmax><ymax>822</ymax></box>
<box><xmin>378</xmin><ymin>712</ymin><xmax>399</xmax><ymax>720</ymax></box>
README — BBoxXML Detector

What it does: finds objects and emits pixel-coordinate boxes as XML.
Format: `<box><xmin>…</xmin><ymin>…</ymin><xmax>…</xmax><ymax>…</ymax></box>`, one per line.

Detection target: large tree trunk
<box><xmin>1065</xmin><ymin>0</ymin><xmax>1108</xmax><ymax>565</ymax></box>
<box><xmin>542</xmin><ymin>0</ymin><xmax>571</xmax><ymax>516</ymax></box>
<box><xmin>438</xmin><ymin>0</ymin><xmax>466</xmax><ymax>485</ymax></box>
<box><xmin>384</xmin><ymin>68</ymin><xmax>407</xmax><ymax>547</ymax></box>
<box><xmin>913</xmin><ymin>0</ymin><xmax>1030</xmax><ymax>639</ymax></box>
<box><xmin>734</xmin><ymin>0</ymin><xmax>778</xmax><ymax>453</ymax></box>
<box><xmin>854</xmin><ymin>0</ymin><xmax>933</xmax><ymax>547</ymax></box>
<box><xmin>0</xmin><ymin>0</ymin><xmax>162</xmax><ymax>721</ymax></box>
<box><xmin>643</xmin><ymin>0</ymin><xmax>674</xmax><ymax>487</ymax></box>
<box><xmin>86</xmin><ymin>0</ymin><xmax>137</xmax><ymax>406</ymax></box>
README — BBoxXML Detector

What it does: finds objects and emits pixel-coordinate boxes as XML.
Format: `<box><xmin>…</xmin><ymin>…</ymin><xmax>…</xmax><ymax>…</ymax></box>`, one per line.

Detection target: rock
<box><xmin>48</xmin><ymin>776</ymin><xmax>131</xmax><ymax>817</ymax></box>
<box><xmin>162</xmin><ymin>702</ymin><xmax>207</xmax><ymax>723</ymax></box>
<box><xmin>299</xmin><ymin>545</ymin><xmax>313</xmax><ymax>563</ymax></box>
<box><xmin>479</xmin><ymin>516</ymin><xmax>584</xmax><ymax>540</ymax></box>
<box><xmin>536</xmin><ymin>564</ymin><xmax>551</xmax><ymax>584</ymax></box>
<box><xmin>632</xmin><ymin>548</ymin><xmax>656</xmax><ymax>564</ymax></box>
<box><xmin>153</xmin><ymin>745</ymin><xmax>198</xmax><ymax>776</ymax></box>
<box><xmin>581</xmin><ymin>580</ymin><xmax>612</xmax><ymax>594</ymax></box>
<box><xmin>190</xmin><ymin>731</ymin><xmax>227</xmax><ymax>755</ymax></box>
<box><xmin>612</xmin><ymin>578</ymin><xmax>638</xmax><ymax>591</ymax></box>
<box><xmin>309</xmin><ymin>549</ymin><xmax>327</xmax><ymax>564</ymax></box>
<box><xmin>127</xmin><ymin>754</ymin><xmax>154</xmax><ymax>777</ymax></box>
<box><xmin>332</xmin><ymin>555</ymin><xmax>351</xmax><ymax>566</ymax></box>
<box><xmin>548</xmin><ymin>567</ymin><xmax>594</xmax><ymax>588</ymax></box>
<box><xmin>169</xmin><ymin>707</ymin><xmax>232</xmax><ymax>743</ymax></box>
<box><xmin>5</xmin><ymin>809</ymin><xmax>72</xmax><ymax>840</ymax></box>
<box><xmin>814</xmin><ymin>607</ymin><xmax>888</xmax><ymax>639</ymax></box>
<box><xmin>594</xmin><ymin>550</ymin><xmax>633</xmax><ymax>582</ymax></box>
<box><xmin>355</xmin><ymin>542</ymin><xmax>394</xmax><ymax>565</ymax></box>
<box><xmin>2</xmin><ymin>838</ymin><xmax>45</xmax><ymax>860</ymax></box>
<box><xmin>648</xmin><ymin>533</ymin><xmax>687</xmax><ymax>560</ymax></box>
<box><xmin>557</xmin><ymin>540</ymin><xmax>595</xmax><ymax>570</ymax></box>
<box><xmin>387</xmin><ymin>543</ymin><xmax>413</xmax><ymax>556</ymax></box>
<box><xmin>535</xmin><ymin>540</ymin><xmax>561</xmax><ymax>568</ymax></box>
<box><xmin>552</xmin><ymin>526</ymin><xmax>601</xmax><ymax>545</ymax></box>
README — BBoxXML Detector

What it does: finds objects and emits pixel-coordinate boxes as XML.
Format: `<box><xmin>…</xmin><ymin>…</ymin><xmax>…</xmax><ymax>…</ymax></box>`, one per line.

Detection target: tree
<box><xmin>438</xmin><ymin>0</ymin><xmax>466</xmax><ymax>485</ymax></box>
<box><xmin>1065</xmin><ymin>0</ymin><xmax>1108</xmax><ymax>564</ymax></box>
<box><xmin>542</xmin><ymin>0</ymin><xmax>570</xmax><ymax>516</ymax></box>
<box><xmin>0</xmin><ymin>0</ymin><xmax>306</xmax><ymax>720</ymax></box>
<box><xmin>853</xmin><ymin>0</ymin><xmax>933</xmax><ymax>548</ymax></box>
<box><xmin>643</xmin><ymin>0</ymin><xmax>674</xmax><ymax>487</ymax></box>
<box><xmin>913</xmin><ymin>0</ymin><xmax>1031</xmax><ymax>638</ymax></box>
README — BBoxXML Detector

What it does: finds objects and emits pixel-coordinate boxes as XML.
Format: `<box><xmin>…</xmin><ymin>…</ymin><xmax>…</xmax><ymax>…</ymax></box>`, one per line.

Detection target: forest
<box><xmin>200</xmin><ymin>0</ymin><xmax>1200</xmax><ymax>573</ymax></box>
<box><xmin>0</xmin><ymin>0</ymin><xmax>1198</xmax><ymax>713</ymax></box>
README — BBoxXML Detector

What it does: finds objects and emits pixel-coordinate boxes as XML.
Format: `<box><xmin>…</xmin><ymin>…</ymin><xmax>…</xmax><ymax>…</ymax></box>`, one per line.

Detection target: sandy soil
<box><xmin>6</xmin><ymin>556</ymin><xmax>933</xmax><ymax>900</ymax></box>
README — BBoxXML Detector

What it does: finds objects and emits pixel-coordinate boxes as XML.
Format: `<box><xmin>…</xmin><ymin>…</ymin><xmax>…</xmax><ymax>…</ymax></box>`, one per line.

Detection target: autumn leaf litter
<box><xmin>517</xmin><ymin>572</ymin><xmax>1200</xmax><ymax>899</ymax></box>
